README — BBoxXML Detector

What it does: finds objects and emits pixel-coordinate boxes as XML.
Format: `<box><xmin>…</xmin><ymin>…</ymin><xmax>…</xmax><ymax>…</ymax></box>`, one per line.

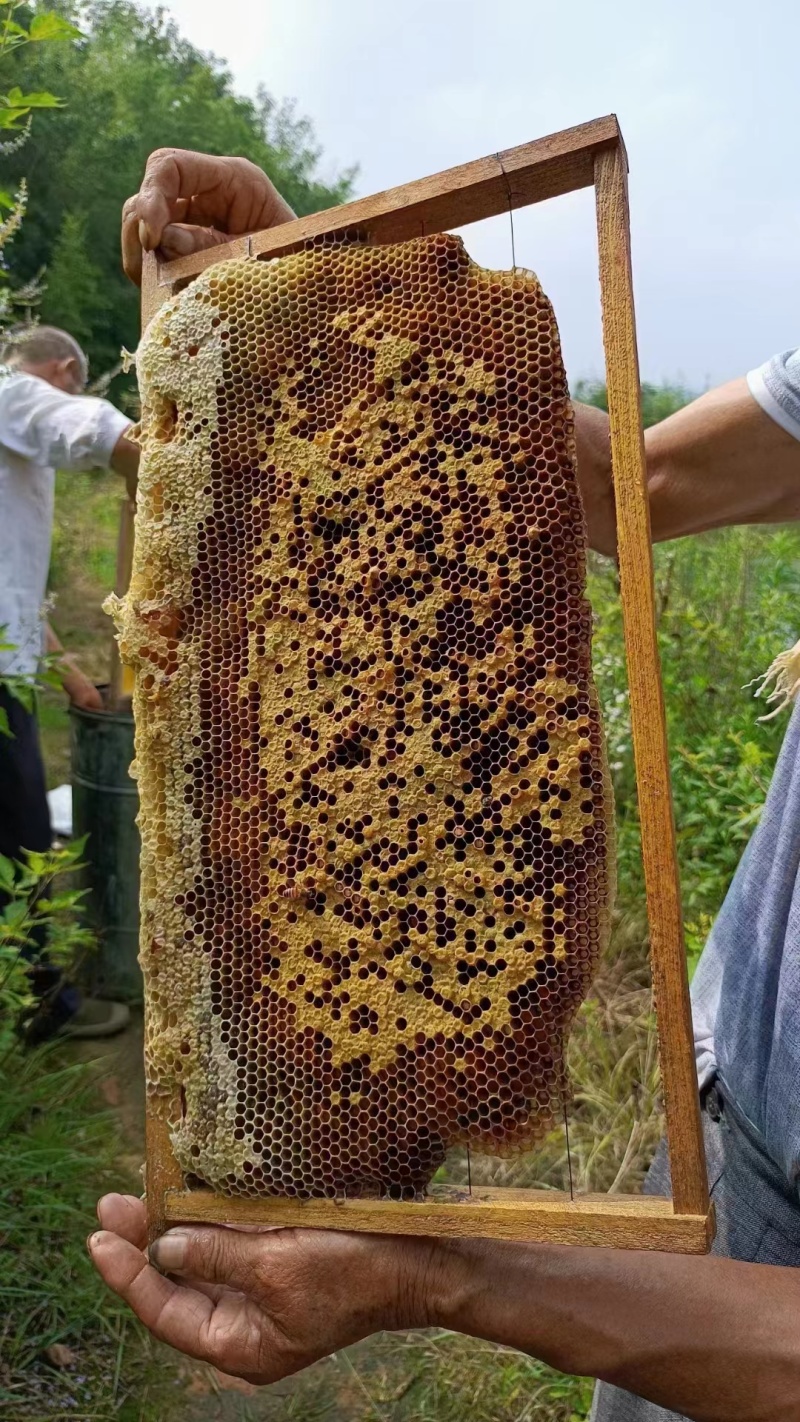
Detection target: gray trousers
<box><xmin>591</xmin><ymin>1080</ymin><xmax>800</xmax><ymax>1422</ymax></box>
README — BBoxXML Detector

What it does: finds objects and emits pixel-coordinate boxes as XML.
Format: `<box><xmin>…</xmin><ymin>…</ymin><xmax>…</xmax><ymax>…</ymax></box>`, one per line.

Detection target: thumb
<box><xmin>149</xmin><ymin>1226</ymin><xmax>267</xmax><ymax>1294</ymax></box>
<box><xmin>159</xmin><ymin>222</ymin><xmax>233</xmax><ymax>262</ymax></box>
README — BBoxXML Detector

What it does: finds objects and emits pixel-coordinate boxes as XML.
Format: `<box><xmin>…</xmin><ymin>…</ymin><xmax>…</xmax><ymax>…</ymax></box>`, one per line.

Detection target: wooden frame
<box><xmin>140</xmin><ymin>114</ymin><xmax>712</xmax><ymax>1253</ymax></box>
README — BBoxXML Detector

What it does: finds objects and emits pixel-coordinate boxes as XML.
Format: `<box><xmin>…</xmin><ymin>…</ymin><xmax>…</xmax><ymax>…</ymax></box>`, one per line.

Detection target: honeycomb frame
<box><xmin>133</xmin><ymin>116</ymin><xmax>712</xmax><ymax>1253</ymax></box>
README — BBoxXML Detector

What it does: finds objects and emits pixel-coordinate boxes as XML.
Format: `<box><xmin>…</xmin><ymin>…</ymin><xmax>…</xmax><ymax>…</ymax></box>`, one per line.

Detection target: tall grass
<box><xmin>0</xmin><ymin>1052</ymin><xmax>172</xmax><ymax>1420</ymax></box>
<box><xmin>591</xmin><ymin>524</ymin><xmax>800</xmax><ymax>965</ymax></box>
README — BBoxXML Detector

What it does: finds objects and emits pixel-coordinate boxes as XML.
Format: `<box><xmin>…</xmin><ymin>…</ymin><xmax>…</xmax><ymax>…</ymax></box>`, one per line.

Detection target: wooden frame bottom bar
<box><xmin>164</xmin><ymin>1187</ymin><xmax>714</xmax><ymax>1252</ymax></box>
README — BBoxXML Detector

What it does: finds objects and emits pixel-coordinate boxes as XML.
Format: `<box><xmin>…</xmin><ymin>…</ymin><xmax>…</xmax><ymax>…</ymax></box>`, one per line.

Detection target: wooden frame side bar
<box><xmin>141</xmin><ymin>252</ymin><xmax>188</xmax><ymax>1242</ymax></box>
<box><xmin>154</xmin><ymin>115</ymin><xmax>621</xmax><ymax>286</ymax></box>
<box><xmin>163</xmin><ymin>1187</ymin><xmax>712</xmax><ymax>1253</ymax></box>
<box><xmin>593</xmin><ymin>147</ymin><xmax>708</xmax><ymax>1219</ymax></box>
<box><xmin>106</xmin><ymin>497</ymin><xmax>136</xmax><ymax>711</ymax></box>
<box><xmin>141</xmin><ymin>254</ymin><xmax>169</xmax><ymax>330</ymax></box>
<box><xmin>146</xmin><ymin>1113</ymin><xmax>184</xmax><ymax>1242</ymax></box>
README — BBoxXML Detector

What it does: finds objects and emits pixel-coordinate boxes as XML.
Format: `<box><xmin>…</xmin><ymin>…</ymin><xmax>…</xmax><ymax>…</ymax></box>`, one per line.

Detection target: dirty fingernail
<box><xmin>149</xmin><ymin>1230</ymin><xmax>188</xmax><ymax>1272</ymax></box>
<box><xmin>87</xmin><ymin>1231</ymin><xmax>104</xmax><ymax>1252</ymax></box>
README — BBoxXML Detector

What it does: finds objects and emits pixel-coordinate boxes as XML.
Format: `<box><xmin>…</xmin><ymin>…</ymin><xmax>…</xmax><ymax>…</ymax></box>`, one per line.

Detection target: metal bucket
<box><xmin>69</xmin><ymin>700</ymin><xmax>141</xmax><ymax>1001</ymax></box>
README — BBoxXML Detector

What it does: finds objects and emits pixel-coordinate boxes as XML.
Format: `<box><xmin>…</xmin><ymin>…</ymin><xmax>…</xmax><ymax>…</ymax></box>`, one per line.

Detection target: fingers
<box><xmin>96</xmin><ymin>1193</ymin><xmax>146</xmax><ymax>1247</ymax></box>
<box><xmin>149</xmin><ymin>1226</ymin><xmax>266</xmax><ymax>1296</ymax></box>
<box><xmin>68</xmin><ymin>687</ymin><xmax>102</xmax><ymax>712</ymax></box>
<box><xmin>158</xmin><ymin>222</ymin><xmax>231</xmax><ymax>263</ymax></box>
<box><xmin>92</xmin><ymin>1199</ymin><xmax>256</xmax><ymax>1306</ymax></box>
<box><xmin>121</xmin><ymin>148</ymin><xmax>296</xmax><ymax>285</ymax></box>
<box><xmin>80</xmin><ymin>686</ymin><xmax>105</xmax><ymax>712</ymax></box>
<box><xmin>89</xmin><ymin>1230</ymin><xmax>215</xmax><ymax>1356</ymax></box>
<box><xmin>89</xmin><ymin>1229</ymin><xmax>272</xmax><ymax>1382</ymax></box>
<box><xmin>120</xmin><ymin>201</ymin><xmax>144</xmax><ymax>286</ymax></box>
<box><xmin>121</xmin><ymin>149</ymin><xmax>221</xmax><ymax>283</ymax></box>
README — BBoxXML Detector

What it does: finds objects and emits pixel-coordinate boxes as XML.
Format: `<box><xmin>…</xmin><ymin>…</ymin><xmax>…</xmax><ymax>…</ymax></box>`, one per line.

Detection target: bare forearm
<box><xmin>428</xmin><ymin>1239</ymin><xmax>800</xmax><ymax>1421</ymax></box>
<box><xmin>89</xmin><ymin>1196</ymin><xmax>800</xmax><ymax>1410</ymax></box>
<box><xmin>45</xmin><ymin>621</ymin><xmax>74</xmax><ymax>678</ymax></box>
<box><xmin>573</xmin><ymin>379</ymin><xmax>800</xmax><ymax>555</ymax></box>
<box><xmin>645</xmin><ymin>377</ymin><xmax>800</xmax><ymax>541</ymax></box>
<box><xmin>45</xmin><ymin>622</ymin><xmax>101</xmax><ymax>709</ymax></box>
<box><xmin>110</xmin><ymin>432</ymin><xmax>139</xmax><ymax>499</ymax></box>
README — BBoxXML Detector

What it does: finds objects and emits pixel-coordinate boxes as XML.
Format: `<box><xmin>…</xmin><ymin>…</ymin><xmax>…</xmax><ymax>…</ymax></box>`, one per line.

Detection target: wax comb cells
<box><xmin>115</xmin><ymin>232</ymin><xmax>615</xmax><ymax>1199</ymax></box>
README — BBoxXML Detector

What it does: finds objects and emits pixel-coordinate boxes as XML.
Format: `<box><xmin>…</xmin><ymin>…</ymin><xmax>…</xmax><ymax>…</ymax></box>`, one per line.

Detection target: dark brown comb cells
<box><xmin>123</xmin><ymin>233</ymin><xmax>614</xmax><ymax>1201</ymax></box>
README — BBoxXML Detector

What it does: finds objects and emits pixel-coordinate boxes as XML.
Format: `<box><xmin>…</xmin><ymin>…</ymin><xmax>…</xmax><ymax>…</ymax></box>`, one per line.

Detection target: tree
<box><xmin>41</xmin><ymin>211</ymin><xmax>108</xmax><ymax>348</ymax></box>
<box><xmin>0</xmin><ymin>0</ymin><xmax>82</xmax><ymax>328</ymax></box>
<box><xmin>3</xmin><ymin>1</ymin><xmax>356</xmax><ymax>388</ymax></box>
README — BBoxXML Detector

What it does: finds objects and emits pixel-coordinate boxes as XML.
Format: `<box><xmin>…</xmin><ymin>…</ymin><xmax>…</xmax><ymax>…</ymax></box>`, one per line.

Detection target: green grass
<box><xmin>386</xmin><ymin>1333</ymin><xmax>594</xmax><ymax>1422</ymax></box>
<box><xmin>0</xmin><ymin>1051</ymin><xmax>176</xmax><ymax>1420</ymax></box>
<box><xmin>589</xmin><ymin>523</ymin><xmax>800</xmax><ymax>966</ymax></box>
<box><xmin>327</xmin><ymin>1332</ymin><xmax>593</xmax><ymax>1422</ymax></box>
<box><xmin>179</xmin><ymin>1334</ymin><xmax>593</xmax><ymax>1422</ymax></box>
<box><xmin>49</xmin><ymin>469</ymin><xmax>122</xmax><ymax>607</ymax></box>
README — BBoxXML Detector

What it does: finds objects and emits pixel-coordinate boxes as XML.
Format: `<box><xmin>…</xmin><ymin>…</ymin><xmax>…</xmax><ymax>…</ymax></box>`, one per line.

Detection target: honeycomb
<box><xmin>111</xmin><ymin>232</ymin><xmax>615</xmax><ymax>1200</ymax></box>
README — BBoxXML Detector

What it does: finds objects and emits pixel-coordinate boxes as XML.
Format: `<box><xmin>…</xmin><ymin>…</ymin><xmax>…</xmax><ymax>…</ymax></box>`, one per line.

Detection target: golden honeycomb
<box><xmin>111</xmin><ymin>232</ymin><xmax>615</xmax><ymax>1200</ymax></box>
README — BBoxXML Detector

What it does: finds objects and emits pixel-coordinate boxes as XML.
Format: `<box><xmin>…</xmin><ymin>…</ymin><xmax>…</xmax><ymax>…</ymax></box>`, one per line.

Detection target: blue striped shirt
<box><xmin>691</xmin><ymin>349</ymin><xmax>800</xmax><ymax>1183</ymax></box>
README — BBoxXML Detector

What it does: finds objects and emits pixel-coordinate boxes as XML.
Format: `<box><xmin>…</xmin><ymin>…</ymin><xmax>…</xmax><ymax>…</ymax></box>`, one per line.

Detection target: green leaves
<box><xmin>591</xmin><ymin>504</ymin><xmax>800</xmax><ymax>972</ymax></box>
<box><xmin>0</xmin><ymin>852</ymin><xmax>16</xmax><ymax>892</ymax></box>
<box><xmin>0</xmin><ymin>671</ymin><xmax>34</xmax><ymax>714</ymax></box>
<box><xmin>0</xmin><ymin>840</ymin><xmax>95</xmax><ymax>1051</ymax></box>
<box><xmin>28</xmin><ymin>12</ymin><xmax>84</xmax><ymax>44</ymax></box>
<box><xmin>0</xmin><ymin>85</ymin><xmax>64</xmax><ymax>128</ymax></box>
<box><xmin>0</xmin><ymin>18</ymin><xmax>29</xmax><ymax>40</ymax></box>
<box><xmin>0</xmin><ymin>5</ymin><xmax>82</xmax><ymax>68</ymax></box>
<box><xmin>0</xmin><ymin>619</ymin><xmax>69</xmax><ymax>713</ymax></box>
<box><xmin>3</xmin><ymin>85</ymin><xmax>62</xmax><ymax>107</ymax></box>
<box><xmin>0</xmin><ymin>5</ymin><xmax>81</xmax><ymax>143</ymax></box>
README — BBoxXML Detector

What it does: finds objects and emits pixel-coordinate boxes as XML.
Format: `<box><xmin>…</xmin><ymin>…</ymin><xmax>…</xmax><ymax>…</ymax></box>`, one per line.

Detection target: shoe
<box><xmin>58</xmin><ymin>998</ymin><xmax>131</xmax><ymax>1039</ymax></box>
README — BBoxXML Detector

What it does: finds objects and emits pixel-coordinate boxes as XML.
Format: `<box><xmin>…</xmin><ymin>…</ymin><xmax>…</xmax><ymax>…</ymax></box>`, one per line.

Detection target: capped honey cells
<box><xmin>111</xmin><ymin>232</ymin><xmax>615</xmax><ymax>1200</ymax></box>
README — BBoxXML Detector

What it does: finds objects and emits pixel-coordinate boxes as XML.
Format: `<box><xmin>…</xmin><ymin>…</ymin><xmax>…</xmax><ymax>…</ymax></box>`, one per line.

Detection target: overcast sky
<box><xmin>161</xmin><ymin>0</ymin><xmax>797</xmax><ymax>391</ymax></box>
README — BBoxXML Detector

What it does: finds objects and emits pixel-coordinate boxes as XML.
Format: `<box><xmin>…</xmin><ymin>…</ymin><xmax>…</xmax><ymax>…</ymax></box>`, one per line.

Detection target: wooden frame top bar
<box><xmin>156</xmin><ymin>115</ymin><xmax>622</xmax><ymax>285</ymax></box>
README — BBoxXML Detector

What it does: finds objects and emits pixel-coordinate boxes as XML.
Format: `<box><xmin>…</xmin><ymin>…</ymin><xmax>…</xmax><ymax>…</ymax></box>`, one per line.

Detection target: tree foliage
<box><xmin>41</xmin><ymin>209</ymin><xmax>109</xmax><ymax>350</ymax></box>
<box><xmin>4</xmin><ymin>0</ymin><xmax>355</xmax><ymax>383</ymax></box>
<box><xmin>0</xmin><ymin>0</ymin><xmax>82</xmax><ymax>326</ymax></box>
<box><xmin>573</xmin><ymin>376</ymin><xmax>697</xmax><ymax>429</ymax></box>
